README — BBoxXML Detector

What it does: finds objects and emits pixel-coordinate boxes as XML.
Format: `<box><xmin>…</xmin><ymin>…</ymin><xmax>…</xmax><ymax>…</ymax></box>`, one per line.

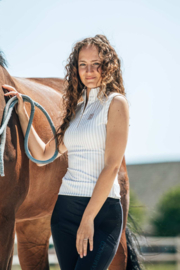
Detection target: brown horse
<box><xmin>0</xmin><ymin>52</ymin><xmax>137</xmax><ymax>270</ymax></box>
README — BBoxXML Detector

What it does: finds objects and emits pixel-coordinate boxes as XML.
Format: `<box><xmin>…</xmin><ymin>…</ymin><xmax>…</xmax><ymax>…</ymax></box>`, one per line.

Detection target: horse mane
<box><xmin>0</xmin><ymin>50</ymin><xmax>8</xmax><ymax>68</ymax></box>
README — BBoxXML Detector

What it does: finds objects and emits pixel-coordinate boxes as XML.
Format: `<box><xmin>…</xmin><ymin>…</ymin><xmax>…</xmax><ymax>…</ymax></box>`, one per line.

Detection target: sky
<box><xmin>0</xmin><ymin>0</ymin><xmax>179</xmax><ymax>164</ymax></box>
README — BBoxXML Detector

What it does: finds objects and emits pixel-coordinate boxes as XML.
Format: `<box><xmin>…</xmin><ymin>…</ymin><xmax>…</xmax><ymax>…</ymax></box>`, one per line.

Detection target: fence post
<box><xmin>176</xmin><ymin>237</ymin><xmax>180</xmax><ymax>270</ymax></box>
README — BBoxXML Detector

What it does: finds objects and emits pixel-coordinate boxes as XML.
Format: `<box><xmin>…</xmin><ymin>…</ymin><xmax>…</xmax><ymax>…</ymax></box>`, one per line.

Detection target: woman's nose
<box><xmin>86</xmin><ymin>64</ymin><xmax>93</xmax><ymax>73</ymax></box>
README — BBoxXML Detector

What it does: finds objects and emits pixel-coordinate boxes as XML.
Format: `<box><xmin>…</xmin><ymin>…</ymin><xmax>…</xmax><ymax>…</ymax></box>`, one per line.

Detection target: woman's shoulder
<box><xmin>104</xmin><ymin>92</ymin><xmax>129</xmax><ymax>116</ymax></box>
<box><xmin>108</xmin><ymin>91</ymin><xmax>127</xmax><ymax>98</ymax></box>
<box><xmin>106</xmin><ymin>92</ymin><xmax>128</xmax><ymax>105</ymax></box>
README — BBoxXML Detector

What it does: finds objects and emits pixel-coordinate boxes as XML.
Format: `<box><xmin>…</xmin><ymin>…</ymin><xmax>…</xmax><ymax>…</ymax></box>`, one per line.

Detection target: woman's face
<box><xmin>78</xmin><ymin>45</ymin><xmax>102</xmax><ymax>90</ymax></box>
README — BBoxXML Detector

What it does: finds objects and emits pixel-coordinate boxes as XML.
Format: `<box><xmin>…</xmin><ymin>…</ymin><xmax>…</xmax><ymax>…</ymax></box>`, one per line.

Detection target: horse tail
<box><xmin>126</xmin><ymin>213</ymin><xmax>146</xmax><ymax>270</ymax></box>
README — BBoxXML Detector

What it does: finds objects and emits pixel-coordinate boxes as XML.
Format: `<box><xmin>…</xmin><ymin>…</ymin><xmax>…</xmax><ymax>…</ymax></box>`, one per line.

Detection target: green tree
<box><xmin>150</xmin><ymin>185</ymin><xmax>180</xmax><ymax>236</ymax></box>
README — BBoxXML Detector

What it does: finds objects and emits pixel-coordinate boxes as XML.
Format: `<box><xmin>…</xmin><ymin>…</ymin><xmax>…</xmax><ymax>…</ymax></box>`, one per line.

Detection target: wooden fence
<box><xmin>136</xmin><ymin>236</ymin><xmax>180</xmax><ymax>269</ymax></box>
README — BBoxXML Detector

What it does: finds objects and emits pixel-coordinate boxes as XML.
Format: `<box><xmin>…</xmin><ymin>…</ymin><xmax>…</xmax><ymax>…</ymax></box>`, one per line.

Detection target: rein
<box><xmin>0</xmin><ymin>95</ymin><xmax>59</xmax><ymax>176</ymax></box>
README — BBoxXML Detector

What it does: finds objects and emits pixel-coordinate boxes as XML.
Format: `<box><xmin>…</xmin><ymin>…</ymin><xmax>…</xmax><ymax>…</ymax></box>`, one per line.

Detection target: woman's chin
<box><xmin>84</xmin><ymin>82</ymin><xmax>100</xmax><ymax>88</ymax></box>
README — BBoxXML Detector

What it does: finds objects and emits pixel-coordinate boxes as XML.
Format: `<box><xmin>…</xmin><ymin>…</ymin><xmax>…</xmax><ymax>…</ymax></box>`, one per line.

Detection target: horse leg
<box><xmin>109</xmin><ymin>157</ymin><xmax>130</xmax><ymax>270</ymax></box>
<box><xmin>7</xmin><ymin>247</ymin><xmax>15</xmax><ymax>270</ymax></box>
<box><xmin>16</xmin><ymin>215</ymin><xmax>52</xmax><ymax>270</ymax></box>
<box><xmin>109</xmin><ymin>190</ymin><xmax>129</xmax><ymax>270</ymax></box>
<box><xmin>0</xmin><ymin>209</ymin><xmax>16</xmax><ymax>270</ymax></box>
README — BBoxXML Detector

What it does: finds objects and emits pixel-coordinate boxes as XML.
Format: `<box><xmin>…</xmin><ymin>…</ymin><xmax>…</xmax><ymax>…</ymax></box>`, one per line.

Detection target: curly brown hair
<box><xmin>53</xmin><ymin>34</ymin><xmax>128</xmax><ymax>154</ymax></box>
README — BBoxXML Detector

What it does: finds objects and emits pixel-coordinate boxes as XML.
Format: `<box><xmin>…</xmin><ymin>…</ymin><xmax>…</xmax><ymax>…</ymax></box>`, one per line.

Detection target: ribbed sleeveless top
<box><xmin>58</xmin><ymin>86</ymin><xmax>125</xmax><ymax>199</ymax></box>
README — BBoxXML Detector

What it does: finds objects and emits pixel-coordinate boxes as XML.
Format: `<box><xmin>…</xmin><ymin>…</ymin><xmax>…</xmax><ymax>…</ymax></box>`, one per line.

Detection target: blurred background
<box><xmin>0</xmin><ymin>0</ymin><xmax>180</xmax><ymax>269</ymax></box>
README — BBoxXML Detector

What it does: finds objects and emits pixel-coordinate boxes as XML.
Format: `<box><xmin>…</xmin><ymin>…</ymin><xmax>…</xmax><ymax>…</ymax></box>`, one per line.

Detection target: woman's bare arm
<box><xmin>18</xmin><ymin>108</ymin><xmax>67</xmax><ymax>166</ymax></box>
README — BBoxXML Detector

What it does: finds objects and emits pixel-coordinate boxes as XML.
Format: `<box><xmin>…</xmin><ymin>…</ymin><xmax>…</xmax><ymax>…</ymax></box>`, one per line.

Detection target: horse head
<box><xmin>0</xmin><ymin>51</ymin><xmax>29</xmax><ymax>202</ymax></box>
<box><xmin>0</xmin><ymin>52</ymin><xmax>17</xmax><ymax>165</ymax></box>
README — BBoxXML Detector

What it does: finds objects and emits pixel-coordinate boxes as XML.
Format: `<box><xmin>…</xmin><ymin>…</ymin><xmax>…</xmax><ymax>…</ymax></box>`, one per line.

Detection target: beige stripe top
<box><xmin>58</xmin><ymin>86</ymin><xmax>125</xmax><ymax>199</ymax></box>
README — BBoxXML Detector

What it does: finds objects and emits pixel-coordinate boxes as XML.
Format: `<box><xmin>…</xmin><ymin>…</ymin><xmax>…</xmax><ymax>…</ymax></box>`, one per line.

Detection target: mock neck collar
<box><xmin>82</xmin><ymin>86</ymin><xmax>104</xmax><ymax>103</ymax></box>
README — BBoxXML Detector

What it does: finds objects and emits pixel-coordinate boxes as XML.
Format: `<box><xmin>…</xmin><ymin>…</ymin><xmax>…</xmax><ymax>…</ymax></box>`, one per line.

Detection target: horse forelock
<box><xmin>0</xmin><ymin>50</ymin><xmax>8</xmax><ymax>68</ymax></box>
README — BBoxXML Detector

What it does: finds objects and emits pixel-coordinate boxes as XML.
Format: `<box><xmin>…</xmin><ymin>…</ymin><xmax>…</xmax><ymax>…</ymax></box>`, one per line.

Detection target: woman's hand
<box><xmin>2</xmin><ymin>84</ymin><xmax>25</xmax><ymax>115</ymax></box>
<box><xmin>76</xmin><ymin>216</ymin><xmax>94</xmax><ymax>258</ymax></box>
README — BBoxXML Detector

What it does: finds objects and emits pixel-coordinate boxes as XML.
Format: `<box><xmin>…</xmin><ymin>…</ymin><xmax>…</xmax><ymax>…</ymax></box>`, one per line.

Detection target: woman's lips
<box><xmin>86</xmin><ymin>77</ymin><xmax>95</xmax><ymax>80</ymax></box>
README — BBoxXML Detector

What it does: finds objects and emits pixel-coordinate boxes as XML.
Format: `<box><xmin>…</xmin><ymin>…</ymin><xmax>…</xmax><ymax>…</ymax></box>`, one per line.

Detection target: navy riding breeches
<box><xmin>51</xmin><ymin>194</ymin><xmax>123</xmax><ymax>270</ymax></box>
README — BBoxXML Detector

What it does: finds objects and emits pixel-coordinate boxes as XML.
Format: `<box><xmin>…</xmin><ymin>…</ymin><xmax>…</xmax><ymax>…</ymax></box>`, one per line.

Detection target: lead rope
<box><xmin>0</xmin><ymin>95</ymin><xmax>59</xmax><ymax>177</ymax></box>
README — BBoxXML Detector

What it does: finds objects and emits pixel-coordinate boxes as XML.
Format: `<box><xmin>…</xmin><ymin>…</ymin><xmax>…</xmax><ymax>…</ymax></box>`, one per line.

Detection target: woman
<box><xmin>3</xmin><ymin>34</ymin><xmax>129</xmax><ymax>270</ymax></box>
